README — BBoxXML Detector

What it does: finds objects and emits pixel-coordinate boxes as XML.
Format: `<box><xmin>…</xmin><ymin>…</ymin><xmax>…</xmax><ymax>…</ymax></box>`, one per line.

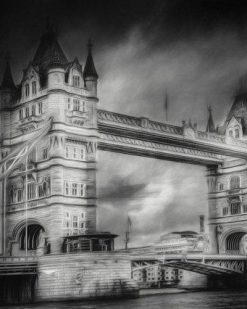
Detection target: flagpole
<box><xmin>3</xmin><ymin>178</ymin><xmax>6</xmax><ymax>255</ymax></box>
<box><xmin>125</xmin><ymin>215</ymin><xmax>132</xmax><ymax>250</ymax></box>
<box><xmin>25</xmin><ymin>156</ymin><xmax>28</xmax><ymax>257</ymax></box>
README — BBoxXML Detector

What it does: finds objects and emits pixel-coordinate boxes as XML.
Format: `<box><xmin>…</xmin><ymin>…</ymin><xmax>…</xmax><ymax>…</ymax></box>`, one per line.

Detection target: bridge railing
<box><xmin>0</xmin><ymin>256</ymin><xmax>37</xmax><ymax>263</ymax></box>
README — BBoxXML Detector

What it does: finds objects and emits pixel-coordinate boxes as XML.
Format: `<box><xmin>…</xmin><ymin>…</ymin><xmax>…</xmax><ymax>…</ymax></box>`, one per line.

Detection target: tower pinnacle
<box><xmin>1</xmin><ymin>53</ymin><xmax>16</xmax><ymax>90</ymax></box>
<box><xmin>206</xmin><ymin>106</ymin><xmax>216</xmax><ymax>133</ymax></box>
<box><xmin>83</xmin><ymin>39</ymin><xmax>98</xmax><ymax>80</ymax></box>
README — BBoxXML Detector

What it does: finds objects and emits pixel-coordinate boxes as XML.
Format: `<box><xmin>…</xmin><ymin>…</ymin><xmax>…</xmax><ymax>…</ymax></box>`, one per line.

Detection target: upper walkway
<box><xmin>98</xmin><ymin>109</ymin><xmax>247</xmax><ymax>165</ymax></box>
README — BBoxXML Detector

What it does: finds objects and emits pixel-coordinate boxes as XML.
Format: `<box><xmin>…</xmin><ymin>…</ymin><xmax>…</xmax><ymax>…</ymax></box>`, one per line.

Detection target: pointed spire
<box><xmin>32</xmin><ymin>18</ymin><xmax>68</xmax><ymax>71</ymax></box>
<box><xmin>206</xmin><ymin>106</ymin><xmax>216</xmax><ymax>133</ymax></box>
<box><xmin>1</xmin><ymin>53</ymin><xmax>16</xmax><ymax>90</ymax></box>
<box><xmin>83</xmin><ymin>39</ymin><xmax>98</xmax><ymax>80</ymax></box>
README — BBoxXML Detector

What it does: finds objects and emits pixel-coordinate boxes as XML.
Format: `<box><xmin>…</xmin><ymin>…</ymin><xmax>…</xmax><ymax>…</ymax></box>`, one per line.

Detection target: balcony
<box><xmin>66</xmin><ymin>109</ymin><xmax>88</xmax><ymax>126</ymax></box>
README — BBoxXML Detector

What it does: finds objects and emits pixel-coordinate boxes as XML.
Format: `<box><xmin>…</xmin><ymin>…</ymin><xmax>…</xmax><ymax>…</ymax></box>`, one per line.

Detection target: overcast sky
<box><xmin>2</xmin><ymin>0</ymin><xmax>247</xmax><ymax>248</ymax></box>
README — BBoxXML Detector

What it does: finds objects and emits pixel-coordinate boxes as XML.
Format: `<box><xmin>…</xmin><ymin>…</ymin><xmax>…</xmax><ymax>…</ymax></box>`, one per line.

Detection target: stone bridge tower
<box><xmin>208</xmin><ymin>85</ymin><xmax>247</xmax><ymax>255</ymax></box>
<box><xmin>0</xmin><ymin>25</ymin><xmax>101</xmax><ymax>255</ymax></box>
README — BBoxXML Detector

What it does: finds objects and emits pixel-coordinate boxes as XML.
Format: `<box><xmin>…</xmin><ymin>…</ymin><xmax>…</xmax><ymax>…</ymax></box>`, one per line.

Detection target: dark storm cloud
<box><xmin>98</xmin><ymin>178</ymin><xmax>146</xmax><ymax>201</ymax></box>
<box><xmin>97</xmin><ymin>152</ymin><xmax>207</xmax><ymax>248</ymax></box>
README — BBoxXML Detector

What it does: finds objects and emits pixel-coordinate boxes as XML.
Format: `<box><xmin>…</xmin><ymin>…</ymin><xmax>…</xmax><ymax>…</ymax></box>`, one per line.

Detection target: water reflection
<box><xmin>3</xmin><ymin>290</ymin><xmax>247</xmax><ymax>309</ymax></box>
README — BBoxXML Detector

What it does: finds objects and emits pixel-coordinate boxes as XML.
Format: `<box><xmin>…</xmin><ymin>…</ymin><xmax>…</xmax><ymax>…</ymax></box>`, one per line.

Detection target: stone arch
<box><xmin>12</xmin><ymin>219</ymin><xmax>46</xmax><ymax>252</ymax></box>
<box><xmin>220</xmin><ymin>228</ymin><xmax>247</xmax><ymax>255</ymax></box>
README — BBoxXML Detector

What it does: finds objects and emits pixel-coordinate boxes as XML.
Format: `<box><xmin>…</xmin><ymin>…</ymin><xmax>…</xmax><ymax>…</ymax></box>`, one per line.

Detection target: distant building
<box><xmin>132</xmin><ymin>264</ymin><xmax>183</xmax><ymax>288</ymax></box>
<box><xmin>129</xmin><ymin>226</ymin><xmax>209</xmax><ymax>288</ymax></box>
<box><xmin>153</xmin><ymin>230</ymin><xmax>209</xmax><ymax>254</ymax></box>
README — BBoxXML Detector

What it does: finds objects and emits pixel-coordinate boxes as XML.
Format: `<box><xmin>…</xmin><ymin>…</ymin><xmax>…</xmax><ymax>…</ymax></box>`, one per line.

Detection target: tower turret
<box><xmin>83</xmin><ymin>40</ymin><xmax>98</xmax><ymax>96</ymax></box>
<box><xmin>0</xmin><ymin>55</ymin><xmax>16</xmax><ymax>109</ymax></box>
<box><xmin>206</xmin><ymin>106</ymin><xmax>216</xmax><ymax>133</ymax></box>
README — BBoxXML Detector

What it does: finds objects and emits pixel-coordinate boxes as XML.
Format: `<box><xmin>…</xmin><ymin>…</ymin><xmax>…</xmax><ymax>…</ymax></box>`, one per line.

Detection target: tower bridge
<box><xmin>2</xmin><ymin>24</ymin><xmax>247</xmax><ymax>302</ymax></box>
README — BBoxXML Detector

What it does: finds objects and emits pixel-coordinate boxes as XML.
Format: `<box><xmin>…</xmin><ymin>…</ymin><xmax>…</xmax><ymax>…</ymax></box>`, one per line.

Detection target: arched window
<box><xmin>19</xmin><ymin>225</ymin><xmax>45</xmax><ymax>250</ymax></box>
<box><xmin>32</xmin><ymin>81</ymin><xmax>37</xmax><ymax>95</ymax></box>
<box><xmin>230</xmin><ymin>176</ymin><xmax>240</xmax><ymax>190</ymax></box>
<box><xmin>25</xmin><ymin>84</ymin><xmax>30</xmax><ymax>97</ymax></box>
<box><xmin>229</xmin><ymin>130</ymin><xmax>233</xmax><ymax>137</ymax></box>
<box><xmin>235</xmin><ymin>128</ymin><xmax>240</xmax><ymax>138</ymax></box>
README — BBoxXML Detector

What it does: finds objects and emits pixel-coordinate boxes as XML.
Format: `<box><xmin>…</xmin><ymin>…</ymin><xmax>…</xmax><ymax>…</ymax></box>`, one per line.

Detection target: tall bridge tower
<box><xmin>207</xmin><ymin>88</ymin><xmax>247</xmax><ymax>255</ymax></box>
<box><xmin>0</xmin><ymin>25</ymin><xmax>102</xmax><ymax>255</ymax></box>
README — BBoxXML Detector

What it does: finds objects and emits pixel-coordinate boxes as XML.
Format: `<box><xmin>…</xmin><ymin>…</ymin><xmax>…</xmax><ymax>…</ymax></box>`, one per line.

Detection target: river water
<box><xmin>3</xmin><ymin>290</ymin><xmax>247</xmax><ymax>309</ymax></box>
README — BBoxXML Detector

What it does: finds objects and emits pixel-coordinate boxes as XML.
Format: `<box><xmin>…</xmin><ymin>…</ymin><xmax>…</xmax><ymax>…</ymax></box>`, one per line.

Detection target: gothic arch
<box><xmin>12</xmin><ymin>218</ymin><xmax>44</xmax><ymax>241</ymax></box>
<box><xmin>220</xmin><ymin>227</ymin><xmax>247</xmax><ymax>254</ymax></box>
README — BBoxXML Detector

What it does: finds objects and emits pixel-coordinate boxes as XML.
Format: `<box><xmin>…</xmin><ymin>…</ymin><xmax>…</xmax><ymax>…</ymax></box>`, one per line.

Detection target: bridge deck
<box><xmin>131</xmin><ymin>254</ymin><xmax>247</xmax><ymax>276</ymax></box>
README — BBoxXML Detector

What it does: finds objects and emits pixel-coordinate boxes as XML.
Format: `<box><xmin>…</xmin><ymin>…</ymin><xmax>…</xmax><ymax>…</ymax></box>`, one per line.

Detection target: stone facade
<box><xmin>0</xmin><ymin>27</ymin><xmax>99</xmax><ymax>255</ymax></box>
<box><xmin>36</xmin><ymin>253</ymin><xmax>138</xmax><ymax>301</ymax></box>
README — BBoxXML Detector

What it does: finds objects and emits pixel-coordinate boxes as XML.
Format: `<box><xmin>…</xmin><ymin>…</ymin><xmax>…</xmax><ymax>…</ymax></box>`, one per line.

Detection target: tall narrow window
<box><xmin>25</xmin><ymin>84</ymin><xmax>30</xmax><ymax>97</ymax></box>
<box><xmin>25</xmin><ymin>107</ymin><xmax>29</xmax><ymax>118</ymax></box>
<box><xmin>72</xmin><ymin>183</ymin><xmax>77</xmax><ymax>196</ymax></box>
<box><xmin>19</xmin><ymin>109</ymin><xmax>23</xmax><ymax>120</ymax></box>
<box><xmin>17</xmin><ymin>190</ymin><xmax>23</xmax><ymax>202</ymax></box>
<box><xmin>73</xmin><ymin>75</ymin><xmax>80</xmax><ymax>87</ymax></box>
<box><xmin>38</xmin><ymin>185</ymin><xmax>44</xmax><ymax>197</ymax></box>
<box><xmin>32</xmin><ymin>81</ymin><xmax>37</xmax><ymax>95</ymax></box>
<box><xmin>235</xmin><ymin>128</ymin><xmax>240</xmax><ymax>138</ymax></box>
<box><xmin>231</xmin><ymin>202</ymin><xmax>241</xmax><ymax>215</ymax></box>
<box><xmin>230</xmin><ymin>196</ymin><xmax>241</xmax><ymax>215</ymax></box>
<box><xmin>65</xmin><ymin>182</ymin><xmax>69</xmax><ymax>195</ymax></box>
<box><xmin>65</xmin><ymin>146</ymin><xmax>69</xmax><ymax>158</ymax></box>
<box><xmin>42</xmin><ymin>148</ymin><xmax>48</xmax><ymax>160</ymax></box>
<box><xmin>27</xmin><ymin>183</ymin><xmax>35</xmax><ymax>200</ymax></box>
<box><xmin>38</xmin><ymin>102</ymin><xmax>43</xmax><ymax>114</ymax></box>
<box><xmin>81</xmin><ymin>102</ymin><xmax>85</xmax><ymax>112</ymax></box>
<box><xmin>80</xmin><ymin>184</ymin><xmax>84</xmax><ymax>196</ymax></box>
<box><xmin>32</xmin><ymin>105</ymin><xmax>36</xmax><ymax>116</ymax></box>
<box><xmin>223</xmin><ymin>207</ymin><xmax>228</xmax><ymax>216</ymax></box>
<box><xmin>229</xmin><ymin>130</ymin><xmax>233</xmax><ymax>137</ymax></box>
<box><xmin>230</xmin><ymin>176</ymin><xmax>240</xmax><ymax>190</ymax></box>
<box><xmin>72</xmin><ymin>216</ymin><xmax>79</xmax><ymax>228</ymax></box>
<box><xmin>80</xmin><ymin>148</ymin><xmax>84</xmax><ymax>160</ymax></box>
<box><xmin>73</xmin><ymin>99</ymin><xmax>80</xmax><ymax>111</ymax></box>
<box><xmin>73</xmin><ymin>147</ymin><xmax>77</xmax><ymax>159</ymax></box>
